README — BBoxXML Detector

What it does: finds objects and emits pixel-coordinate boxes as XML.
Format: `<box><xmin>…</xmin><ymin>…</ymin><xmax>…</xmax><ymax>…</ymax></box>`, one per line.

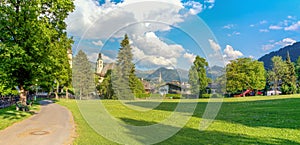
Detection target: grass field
<box><xmin>0</xmin><ymin>102</ymin><xmax>40</xmax><ymax>130</ymax></box>
<box><xmin>58</xmin><ymin>95</ymin><xmax>300</xmax><ymax>145</ymax></box>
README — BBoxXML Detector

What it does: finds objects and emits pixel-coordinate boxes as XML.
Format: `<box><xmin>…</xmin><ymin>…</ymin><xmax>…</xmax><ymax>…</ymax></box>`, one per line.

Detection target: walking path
<box><xmin>0</xmin><ymin>100</ymin><xmax>75</xmax><ymax>145</ymax></box>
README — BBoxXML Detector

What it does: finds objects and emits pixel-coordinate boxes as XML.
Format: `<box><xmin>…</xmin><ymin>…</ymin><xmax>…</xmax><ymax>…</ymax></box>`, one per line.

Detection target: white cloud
<box><xmin>262</xmin><ymin>44</ymin><xmax>275</xmax><ymax>51</ymax></box>
<box><xmin>130</xmin><ymin>32</ymin><xmax>186</xmax><ymax>68</ymax></box>
<box><xmin>279</xmin><ymin>38</ymin><xmax>296</xmax><ymax>46</ymax></box>
<box><xmin>92</xmin><ymin>40</ymin><xmax>104</xmax><ymax>47</ymax></box>
<box><xmin>250</xmin><ymin>24</ymin><xmax>255</xmax><ymax>27</ymax></box>
<box><xmin>208</xmin><ymin>39</ymin><xmax>221</xmax><ymax>52</ymax></box>
<box><xmin>223</xmin><ymin>45</ymin><xmax>243</xmax><ymax>61</ymax></box>
<box><xmin>223</xmin><ymin>24</ymin><xmax>234</xmax><ymax>29</ymax></box>
<box><xmin>227</xmin><ymin>31</ymin><xmax>240</xmax><ymax>37</ymax></box>
<box><xmin>259</xmin><ymin>29</ymin><xmax>269</xmax><ymax>33</ymax></box>
<box><xmin>183</xmin><ymin>52</ymin><xmax>196</xmax><ymax>63</ymax></box>
<box><xmin>67</xmin><ymin>0</ymin><xmax>214</xmax><ymax>69</ymax></box>
<box><xmin>269</xmin><ymin>25</ymin><xmax>283</xmax><ymax>30</ymax></box>
<box><xmin>262</xmin><ymin>38</ymin><xmax>296</xmax><ymax>51</ymax></box>
<box><xmin>204</xmin><ymin>0</ymin><xmax>215</xmax><ymax>8</ymax></box>
<box><xmin>284</xmin><ymin>21</ymin><xmax>300</xmax><ymax>31</ymax></box>
<box><xmin>183</xmin><ymin>1</ymin><xmax>203</xmax><ymax>15</ymax></box>
<box><xmin>287</xmin><ymin>15</ymin><xmax>296</xmax><ymax>20</ymax></box>
<box><xmin>260</xmin><ymin>20</ymin><xmax>268</xmax><ymax>24</ymax></box>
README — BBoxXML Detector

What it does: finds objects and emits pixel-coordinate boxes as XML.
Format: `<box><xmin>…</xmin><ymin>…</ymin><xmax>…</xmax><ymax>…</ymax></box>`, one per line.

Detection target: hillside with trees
<box><xmin>258</xmin><ymin>42</ymin><xmax>300</xmax><ymax>69</ymax></box>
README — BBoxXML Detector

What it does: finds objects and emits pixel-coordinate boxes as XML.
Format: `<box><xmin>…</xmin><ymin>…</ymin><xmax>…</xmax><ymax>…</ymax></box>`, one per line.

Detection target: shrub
<box><xmin>201</xmin><ymin>94</ymin><xmax>211</xmax><ymax>98</ymax></box>
<box><xmin>166</xmin><ymin>94</ymin><xmax>181</xmax><ymax>99</ymax></box>
<box><xmin>135</xmin><ymin>93</ymin><xmax>150</xmax><ymax>99</ymax></box>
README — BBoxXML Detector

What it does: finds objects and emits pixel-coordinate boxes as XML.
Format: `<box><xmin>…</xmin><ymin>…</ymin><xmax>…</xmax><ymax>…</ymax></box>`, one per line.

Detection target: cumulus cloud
<box><xmin>223</xmin><ymin>45</ymin><xmax>243</xmax><ymax>61</ymax></box>
<box><xmin>284</xmin><ymin>21</ymin><xmax>300</xmax><ymax>31</ymax></box>
<box><xmin>67</xmin><ymin>0</ymin><xmax>215</xmax><ymax>69</ymax></box>
<box><xmin>262</xmin><ymin>38</ymin><xmax>296</xmax><ymax>51</ymax></box>
<box><xmin>183</xmin><ymin>1</ymin><xmax>203</xmax><ymax>15</ymax></box>
<box><xmin>183</xmin><ymin>52</ymin><xmax>196</xmax><ymax>63</ymax></box>
<box><xmin>208</xmin><ymin>39</ymin><xmax>221</xmax><ymax>52</ymax></box>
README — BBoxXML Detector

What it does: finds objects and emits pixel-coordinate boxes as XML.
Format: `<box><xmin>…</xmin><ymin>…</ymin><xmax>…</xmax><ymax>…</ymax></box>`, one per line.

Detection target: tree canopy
<box><xmin>72</xmin><ymin>50</ymin><xmax>95</xmax><ymax>100</ymax></box>
<box><xmin>0</xmin><ymin>0</ymin><xmax>74</xmax><ymax>102</ymax></box>
<box><xmin>226</xmin><ymin>58</ymin><xmax>266</xmax><ymax>95</ymax></box>
<box><xmin>112</xmin><ymin>34</ymin><xmax>144</xmax><ymax>100</ymax></box>
<box><xmin>188</xmin><ymin>56</ymin><xmax>209</xmax><ymax>96</ymax></box>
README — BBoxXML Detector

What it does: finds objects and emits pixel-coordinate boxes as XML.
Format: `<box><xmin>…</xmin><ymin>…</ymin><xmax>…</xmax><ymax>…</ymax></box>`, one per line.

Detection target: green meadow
<box><xmin>58</xmin><ymin>95</ymin><xmax>300</xmax><ymax>145</ymax></box>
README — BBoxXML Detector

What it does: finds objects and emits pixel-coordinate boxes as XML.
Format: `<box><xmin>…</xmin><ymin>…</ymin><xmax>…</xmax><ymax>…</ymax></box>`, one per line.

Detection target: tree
<box><xmin>296</xmin><ymin>56</ymin><xmax>300</xmax><ymax>93</ymax></box>
<box><xmin>99</xmin><ymin>70</ymin><xmax>116</xmax><ymax>99</ymax></box>
<box><xmin>226</xmin><ymin>58</ymin><xmax>266</xmax><ymax>96</ymax></box>
<box><xmin>0</xmin><ymin>0</ymin><xmax>74</xmax><ymax>104</ymax></box>
<box><xmin>281</xmin><ymin>52</ymin><xmax>296</xmax><ymax>94</ymax></box>
<box><xmin>72</xmin><ymin>50</ymin><xmax>95</xmax><ymax>100</ymax></box>
<box><xmin>188</xmin><ymin>56</ymin><xmax>209</xmax><ymax>97</ymax></box>
<box><xmin>268</xmin><ymin>56</ymin><xmax>288</xmax><ymax>95</ymax></box>
<box><xmin>113</xmin><ymin>34</ymin><xmax>144</xmax><ymax>100</ymax></box>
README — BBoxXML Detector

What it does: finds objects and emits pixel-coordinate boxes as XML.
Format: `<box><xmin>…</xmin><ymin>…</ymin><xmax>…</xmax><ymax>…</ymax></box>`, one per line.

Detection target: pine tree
<box><xmin>72</xmin><ymin>50</ymin><xmax>95</xmax><ymax>100</ymax></box>
<box><xmin>282</xmin><ymin>52</ymin><xmax>297</xmax><ymax>94</ymax></box>
<box><xmin>113</xmin><ymin>34</ymin><xmax>144</xmax><ymax>100</ymax></box>
<box><xmin>295</xmin><ymin>57</ymin><xmax>300</xmax><ymax>93</ymax></box>
<box><xmin>188</xmin><ymin>56</ymin><xmax>208</xmax><ymax>97</ymax></box>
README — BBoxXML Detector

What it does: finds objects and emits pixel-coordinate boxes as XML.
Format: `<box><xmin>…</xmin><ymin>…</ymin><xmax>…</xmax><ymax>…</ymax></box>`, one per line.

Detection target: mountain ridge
<box><xmin>258</xmin><ymin>42</ymin><xmax>300</xmax><ymax>69</ymax></box>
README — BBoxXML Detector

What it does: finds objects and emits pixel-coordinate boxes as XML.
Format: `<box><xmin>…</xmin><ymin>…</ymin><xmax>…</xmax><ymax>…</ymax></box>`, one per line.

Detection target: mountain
<box><xmin>206</xmin><ymin>65</ymin><xmax>225</xmax><ymax>80</ymax></box>
<box><xmin>258</xmin><ymin>42</ymin><xmax>300</xmax><ymax>70</ymax></box>
<box><xmin>135</xmin><ymin>69</ymin><xmax>155</xmax><ymax>79</ymax></box>
<box><xmin>137</xmin><ymin>67</ymin><xmax>189</xmax><ymax>82</ymax></box>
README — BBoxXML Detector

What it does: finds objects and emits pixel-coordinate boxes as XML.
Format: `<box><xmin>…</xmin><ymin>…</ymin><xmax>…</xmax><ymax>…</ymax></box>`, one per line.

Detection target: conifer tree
<box><xmin>113</xmin><ymin>34</ymin><xmax>144</xmax><ymax>100</ymax></box>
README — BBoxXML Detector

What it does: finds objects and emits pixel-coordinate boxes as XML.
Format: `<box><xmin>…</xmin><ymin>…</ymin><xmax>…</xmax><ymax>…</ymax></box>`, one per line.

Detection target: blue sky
<box><xmin>66</xmin><ymin>0</ymin><xmax>300</xmax><ymax>70</ymax></box>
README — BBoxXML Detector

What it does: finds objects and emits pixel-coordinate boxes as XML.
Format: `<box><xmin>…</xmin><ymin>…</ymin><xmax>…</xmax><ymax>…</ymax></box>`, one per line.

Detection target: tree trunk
<box><xmin>55</xmin><ymin>80</ymin><xmax>59</xmax><ymax>100</ymax></box>
<box><xmin>66</xmin><ymin>87</ymin><xmax>69</xmax><ymax>99</ymax></box>
<box><xmin>19</xmin><ymin>85</ymin><xmax>27</xmax><ymax>105</ymax></box>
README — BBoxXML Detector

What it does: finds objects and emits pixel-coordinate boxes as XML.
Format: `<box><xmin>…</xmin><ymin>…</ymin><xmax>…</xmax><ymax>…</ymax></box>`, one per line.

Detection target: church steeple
<box><xmin>158</xmin><ymin>71</ymin><xmax>162</xmax><ymax>83</ymax></box>
<box><xmin>96</xmin><ymin>53</ymin><xmax>103</xmax><ymax>74</ymax></box>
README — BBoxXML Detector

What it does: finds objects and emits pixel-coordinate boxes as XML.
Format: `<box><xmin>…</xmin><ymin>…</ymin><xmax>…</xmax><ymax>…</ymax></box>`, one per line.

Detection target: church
<box><xmin>95</xmin><ymin>53</ymin><xmax>115</xmax><ymax>83</ymax></box>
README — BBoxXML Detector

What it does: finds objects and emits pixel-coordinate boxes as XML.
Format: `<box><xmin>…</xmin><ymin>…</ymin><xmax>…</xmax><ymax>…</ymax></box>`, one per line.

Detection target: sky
<box><xmin>66</xmin><ymin>0</ymin><xmax>300</xmax><ymax>70</ymax></box>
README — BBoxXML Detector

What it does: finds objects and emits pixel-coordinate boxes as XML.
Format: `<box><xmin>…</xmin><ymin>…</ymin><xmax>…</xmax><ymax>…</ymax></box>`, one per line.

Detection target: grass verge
<box><xmin>0</xmin><ymin>101</ymin><xmax>40</xmax><ymax>130</ymax></box>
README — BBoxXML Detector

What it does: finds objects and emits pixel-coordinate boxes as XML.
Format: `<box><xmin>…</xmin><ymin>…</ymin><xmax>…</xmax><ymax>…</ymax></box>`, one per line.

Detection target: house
<box><xmin>267</xmin><ymin>90</ymin><xmax>282</xmax><ymax>96</ymax></box>
<box><xmin>159</xmin><ymin>82</ymin><xmax>182</xmax><ymax>95</ymax></box>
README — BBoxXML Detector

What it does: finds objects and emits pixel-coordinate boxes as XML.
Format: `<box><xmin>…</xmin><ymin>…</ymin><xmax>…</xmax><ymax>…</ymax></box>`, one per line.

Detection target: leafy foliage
<box><xmin>188</xmin><ymin>56</ymin><xmax>208</xmax><ymax>96</ymax></box>
<box><xmin>281</xmin><ymin>52</ymin><xmax>297</xmax><ymax>94</ymax></box>
<box><xmin>0</xmin><ymin>0</ymin><xmax>74</xmax><ymax>101</ymax></box>
<box><xmin>226</xmin><ymin>58</ymin><xmax>266</xmax><ymax>95</ymax></box>
<box><xmin>267</xmin><ymin>56</ymin><xmax>287</xmax><ymax>94</ymax></box>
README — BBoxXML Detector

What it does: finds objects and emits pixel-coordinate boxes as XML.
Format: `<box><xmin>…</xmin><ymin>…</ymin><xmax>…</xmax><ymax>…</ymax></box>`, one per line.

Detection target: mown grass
<box><xmin>0</xmin><ymin>101</ymin><xmax>40</xmax><ymax>130</ymax></box>
<box><xmin>58</xmin><ymin>95</ymin><xmax>300</xmax><ymax>144</ymax></box>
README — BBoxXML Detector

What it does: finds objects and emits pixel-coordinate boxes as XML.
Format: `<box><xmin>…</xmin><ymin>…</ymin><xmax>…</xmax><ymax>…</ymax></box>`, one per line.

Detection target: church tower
<box><xmin>96</xmin><ymin>53</ymin><xmax>103</xmax><ymax>74</ymax></box>
<box><xmin>158</xmin><ymin>71</ymin><xmax>162</xmax><ymax>83</ymax></box>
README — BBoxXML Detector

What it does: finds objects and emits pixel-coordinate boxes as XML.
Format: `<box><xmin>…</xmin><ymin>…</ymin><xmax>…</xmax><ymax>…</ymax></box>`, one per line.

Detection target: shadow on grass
<box><xmin>118</xmin><ymin>117</ymin><xmax>299</xmax><ymax>145</ymax></box>
<box><xmin>125</xmin><ymin>98</ymin><xmax>300</xmax><ymax>129</ymax></box>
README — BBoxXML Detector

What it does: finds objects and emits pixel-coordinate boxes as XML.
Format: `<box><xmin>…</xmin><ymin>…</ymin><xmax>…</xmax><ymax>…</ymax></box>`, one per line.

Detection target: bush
<box><xmin>201</xmin><ymin>94</ymin><xmax>211</xmax><ymax>98</ymax></box>
<box><xmin>135</xmin><ymin>93</ymin><xmax>150</xmax><ymax>99</ymax></box>
<box><xmin>166</xmin><ymin>94</ymin><xmax>181</xmax><ymax>99</ymax></box>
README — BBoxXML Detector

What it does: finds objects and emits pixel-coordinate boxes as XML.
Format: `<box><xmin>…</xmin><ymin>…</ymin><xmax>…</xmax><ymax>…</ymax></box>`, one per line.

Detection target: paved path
<box><xmin>0</xmin><ymin>100</ymin><xmax>75</xmax><ymax>145</ymax></box>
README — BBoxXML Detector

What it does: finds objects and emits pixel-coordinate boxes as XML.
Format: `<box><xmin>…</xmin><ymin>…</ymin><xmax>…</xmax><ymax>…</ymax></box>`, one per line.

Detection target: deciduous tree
<box><xmin>0</xmin><ymin>0</ymin><xmax>74</xmax><ymax>104</ymax></box>
<box><xmin>226</xmin><ymin>58</ymin><xmax>266</xmax><ymax>96</ymax></box>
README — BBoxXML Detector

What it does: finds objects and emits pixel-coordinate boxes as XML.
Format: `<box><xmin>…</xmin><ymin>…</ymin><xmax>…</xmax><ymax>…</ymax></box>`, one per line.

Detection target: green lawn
<box><xmin>0</xmin><ymin>102</ymin><xmax>40</xmax><ymax>130</ymax></box>
<box><xmin>58</xmin><ymin>95</ymin><xmax>300</xmax><ymax>145</ymax></box>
